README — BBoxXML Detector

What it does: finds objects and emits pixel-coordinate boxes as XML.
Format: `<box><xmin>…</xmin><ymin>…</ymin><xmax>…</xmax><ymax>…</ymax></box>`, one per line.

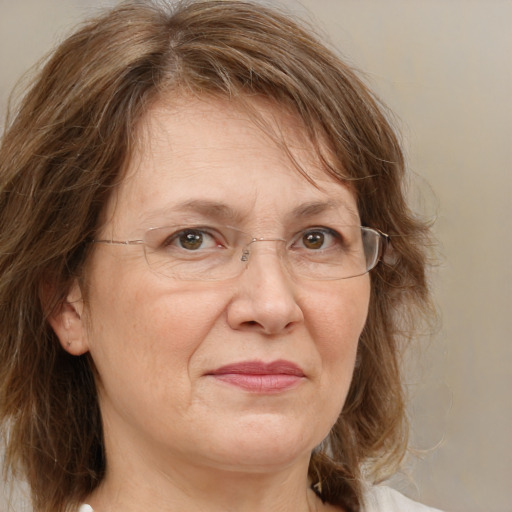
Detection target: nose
<box><xmin>226</xmin><ymin>241</ymin><xmax>304</xmax><ymax>335</ymax></box>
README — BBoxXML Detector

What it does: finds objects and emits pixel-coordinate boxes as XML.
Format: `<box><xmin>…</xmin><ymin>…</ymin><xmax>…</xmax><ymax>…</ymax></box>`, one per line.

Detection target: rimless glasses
<box><xmin>93</xmin><ymin>224</ymin><xmax>389</xmax><ymax>281</ymax></box>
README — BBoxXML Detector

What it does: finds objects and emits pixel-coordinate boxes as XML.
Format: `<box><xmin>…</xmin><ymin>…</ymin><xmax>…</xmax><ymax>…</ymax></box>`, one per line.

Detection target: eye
<box><xmin>302</xmin><ymin>231</ymin><xmax>325</xmax><ymax>250</ymax></box>
<box><xmin>295</xmin><ymin>228</ymin><xmax>341</xmax><ymax>251</ymax></box>
<box><xmin>164</xmin><ymin>228</ymin><xmax>221</xmax><ymax>251</ymax></box>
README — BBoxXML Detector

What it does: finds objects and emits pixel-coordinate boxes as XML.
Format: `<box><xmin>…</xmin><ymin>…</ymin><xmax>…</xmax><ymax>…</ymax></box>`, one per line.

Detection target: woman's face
<box><xmin>59</xmin><ymin>97</ymin><xmax>370</xmax><ymax>476</ymax></box>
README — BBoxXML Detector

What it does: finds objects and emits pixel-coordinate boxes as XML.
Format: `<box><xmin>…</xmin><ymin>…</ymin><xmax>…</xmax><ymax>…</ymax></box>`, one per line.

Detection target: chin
<box><xmin>196</xmin><ymin>415</ymin><xmax>327</xmax><ymax>472</ymax></box>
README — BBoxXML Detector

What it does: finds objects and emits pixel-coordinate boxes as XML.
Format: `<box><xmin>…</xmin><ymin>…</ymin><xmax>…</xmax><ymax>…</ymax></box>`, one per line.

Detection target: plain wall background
<box><xmin>1</xmin><ymin>1</ymin><xmax>511</xmax><ymax>511</ymax></box>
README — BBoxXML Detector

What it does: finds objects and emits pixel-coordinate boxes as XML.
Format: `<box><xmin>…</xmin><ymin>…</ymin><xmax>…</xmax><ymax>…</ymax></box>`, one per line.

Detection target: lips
<box><xmin>207</xmin><ymin>360</ymin><xmax>305</xmax><ymax>393</ymax></box>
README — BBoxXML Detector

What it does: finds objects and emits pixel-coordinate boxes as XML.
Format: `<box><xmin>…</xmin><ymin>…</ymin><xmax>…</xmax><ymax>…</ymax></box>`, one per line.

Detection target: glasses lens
<box><xmin>142</xmin><ymin>225</ymin><xmax>244</xmax><ymax>281</ymax></box>
<box><xmin>287</xmin><ymin>226</ymin><xmax>381</xmax><ymax>280</ymax></box>
<box><xmin>360</xmin><ymin>226</ymin><xmax>382</xmax><ymax>275</ymax></box>
<box><xmin>141</xmin><ymin>225</ymin><xmax>382</xmax><ymax>281</ymax></box>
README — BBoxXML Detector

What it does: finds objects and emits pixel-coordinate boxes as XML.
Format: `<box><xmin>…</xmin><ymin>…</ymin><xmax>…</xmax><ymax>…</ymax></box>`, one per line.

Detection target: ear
<box><xmin>47</xmin><ymin>280</ymin><xmax>89</xmax><ymax>356</ymax></box>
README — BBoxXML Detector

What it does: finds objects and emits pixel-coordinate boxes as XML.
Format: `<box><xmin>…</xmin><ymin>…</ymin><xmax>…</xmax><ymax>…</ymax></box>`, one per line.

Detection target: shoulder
<box><xmin>362</xmin><ymin>485</ymin><xmax>444</xmax><ymax>512</ymax></box>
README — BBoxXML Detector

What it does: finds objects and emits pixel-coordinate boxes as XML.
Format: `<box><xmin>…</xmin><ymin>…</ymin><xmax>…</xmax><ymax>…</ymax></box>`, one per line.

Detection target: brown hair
<box><xmin>0</xmin><ymin>1</ymin><xmax>433</xmax><ymax>511</ymax></box>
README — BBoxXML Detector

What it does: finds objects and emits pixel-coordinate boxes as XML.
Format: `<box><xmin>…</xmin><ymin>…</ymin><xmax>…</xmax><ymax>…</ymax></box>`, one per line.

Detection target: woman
<box><xmin>0</xmin><ymin>1</ymin><xmax>439</xmax><ymax>511</ymax></box>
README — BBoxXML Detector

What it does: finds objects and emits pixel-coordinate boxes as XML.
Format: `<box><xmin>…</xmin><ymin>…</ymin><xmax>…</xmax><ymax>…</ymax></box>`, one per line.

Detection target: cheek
<box><xmin>83</xmin><ymin>275</ymin><xmax>234</xmax><ymax>434</ymax></box>
<box><xmin>84</xmin><ymin>266</ymin><xmax>229</xmax><ymax>387</ymax></box>
<box><xmin>303</xmin><ymin>278</ymin><xmax>370</xmax><ymax>401</ymax></box>
<box><xmin>305</xmin><ymin>277</ymin><xmax>370</xmax><ymax>347</ymax></box>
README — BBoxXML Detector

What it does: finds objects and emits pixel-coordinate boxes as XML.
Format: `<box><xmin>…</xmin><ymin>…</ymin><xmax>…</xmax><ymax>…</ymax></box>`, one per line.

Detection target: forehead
<box><xmin>103</xmin><ymin>95</ymin><xmax>358</xmax><ymax>233</ymax></box>
<box><xmin>136</xmin><ymin>95</ymin><xmax>332</xmax><ymax>178</ymax></box>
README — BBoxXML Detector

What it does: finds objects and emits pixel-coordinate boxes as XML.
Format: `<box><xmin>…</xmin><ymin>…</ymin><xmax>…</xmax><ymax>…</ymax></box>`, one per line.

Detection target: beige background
<box><xmin>1</xmin><ymin>1</ymin><xmax>511</xmax><ymax>511</ymax></box>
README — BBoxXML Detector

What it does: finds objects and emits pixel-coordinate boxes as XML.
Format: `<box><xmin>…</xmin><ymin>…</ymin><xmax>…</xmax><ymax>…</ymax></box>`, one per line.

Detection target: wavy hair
<box><xmin>0</xmin><ymin>1</ymin><xmax>433</xmax><ymax>511</ymax></box>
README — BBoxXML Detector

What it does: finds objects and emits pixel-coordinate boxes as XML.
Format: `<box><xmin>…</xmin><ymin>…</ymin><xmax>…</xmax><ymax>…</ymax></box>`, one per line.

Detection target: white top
<box><xmin>363</xmin><ymin>486</ymin><xmax>443</xmax><ymax>511</ymax></box>
<box><xmin>78</xmin><ymin>486</ymin><xmax>443</xmax><ymax>512</ymax></box>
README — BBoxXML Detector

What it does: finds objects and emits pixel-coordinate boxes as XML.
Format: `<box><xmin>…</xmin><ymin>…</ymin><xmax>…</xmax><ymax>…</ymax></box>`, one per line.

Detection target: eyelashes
<box><xmin>152</xmin><ymin>225</ymin><xmax>348</xmax><ymax>254</ymax></box>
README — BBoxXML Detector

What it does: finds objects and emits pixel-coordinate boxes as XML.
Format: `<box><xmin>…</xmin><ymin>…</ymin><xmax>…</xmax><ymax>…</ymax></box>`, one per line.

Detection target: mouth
<box><xmin>206</xmin><ymin>360</ymin><xmax>306</xmax><ymax>393</ymax></box>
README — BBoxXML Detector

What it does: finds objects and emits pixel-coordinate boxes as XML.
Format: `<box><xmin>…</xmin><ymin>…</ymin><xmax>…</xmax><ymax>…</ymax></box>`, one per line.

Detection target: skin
<box><xmin>51</xmin><ymin>96</ymin><xmax>371</xmax><ymax>512</ymax></box>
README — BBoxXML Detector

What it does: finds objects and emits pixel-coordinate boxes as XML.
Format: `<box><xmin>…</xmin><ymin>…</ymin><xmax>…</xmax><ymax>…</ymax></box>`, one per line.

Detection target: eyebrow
<box><xmin>141</xmin><ymin>200</ymin><xmax>246</xmax><ymax>225</ymax></box>
<box><xmin>141</xmin><ymin>199</ymin><xmax>359</xmax><ymax>226</ymax></box>
<box><xmin>289</xmin><ymin>200</ymin><xmax>360</xmax><ymax>221</ymax></box>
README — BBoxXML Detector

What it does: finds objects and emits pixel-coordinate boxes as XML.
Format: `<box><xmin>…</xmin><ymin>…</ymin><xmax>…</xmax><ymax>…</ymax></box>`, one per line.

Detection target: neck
<box><xmin>88</xmin><ymin>444</ymin><xmax>321</xmax><ymax>512</ymax></box>
<box><xmin>87</xmin><ymin>400</ymin><xmax>335</xmax><ymax>512</ymax></box>
<box><xmin>88</xmin><ymin>457</ymin><xmax>321</xmax><ymax>512</ymax></box>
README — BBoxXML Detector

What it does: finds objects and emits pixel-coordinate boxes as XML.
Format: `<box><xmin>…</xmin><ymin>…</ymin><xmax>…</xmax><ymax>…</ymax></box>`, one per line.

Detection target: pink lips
<box><xmin>207</xmin><ymin>360</ymin><xmax>305</xmax><ymax>393</ymax></box>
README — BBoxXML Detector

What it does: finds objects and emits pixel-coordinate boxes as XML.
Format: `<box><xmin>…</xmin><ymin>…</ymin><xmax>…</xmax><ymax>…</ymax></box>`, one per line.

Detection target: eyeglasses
<box><xmin>92</xmin><ymin>224</ymin><xmax>389</xmax><ymax>281</ymax></box>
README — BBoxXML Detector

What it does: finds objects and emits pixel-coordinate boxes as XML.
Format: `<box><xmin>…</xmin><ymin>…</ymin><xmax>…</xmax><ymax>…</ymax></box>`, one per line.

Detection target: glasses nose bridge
<box><xmin>240</xmin><ymin>237</ymin><xmax>287</xmax><ymax>263</ymax></box>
